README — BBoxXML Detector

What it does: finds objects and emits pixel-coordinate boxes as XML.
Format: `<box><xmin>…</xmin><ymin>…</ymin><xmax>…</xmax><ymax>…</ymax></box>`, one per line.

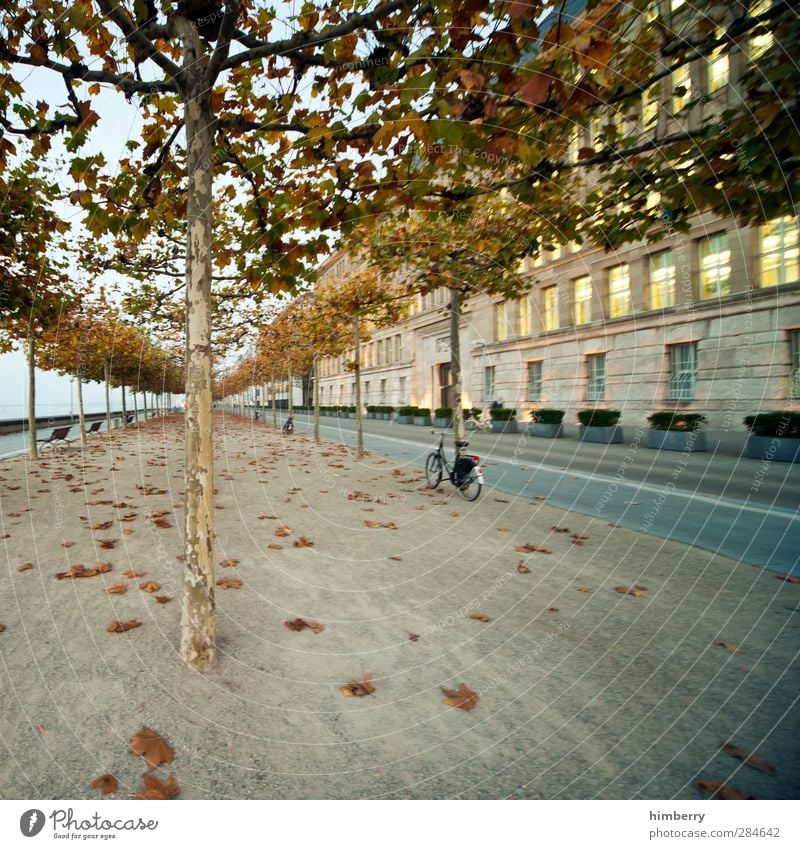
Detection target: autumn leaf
<box><xmin>514</xmin><ymin>543</ymin><xmax>551</xmax><ymax>553</ymax></box>
<box><xmin>364</xmin><ymin>520</ymin><xmax>398</xmax><ymax>529</ymax></box>
<box><xmin>284</xmin><ymin>617</ymin><xmax>325</xmax><ymax>633</ymax></box>
<box><xmin>105</xmin><ymin>582</ymin><xmax>129</xmax><ymax>594</ymax></box>
<box><xmin>55</xmin><ymin>563</ymin><xmax>108</xmax><ymax>580</ymax></box>
<box><xmin>293</xmin><ymin>535</ymin><xmax>314</xmax><ymax>547</ymax></box>
<box><xmin>152</xmin><ymin>517</ymin><xmax>171</xmax><ymax>528</ymax></box>
<box><xmin>123</xmin><ymin>569</ymin><xmax>146</xmax><ymax>578</ymax></box>
<box><xmin>550</xmin><ymin>526</ymin><xmax>570</xmax><ymax>533</ymax></box>
<box><xmin>697</xmin><ymin>779</ymin><xmax>754</xmax><ymax>800</ymax></box>
<box><xmin>131</xmin><ymin>773</ymin><xmax>179</xmax><ymax>800</ymax></box>
<box><xmin>62</xmin><ymin>541</ymin><xmax>76</xmax><ymax>548</ymax></box>
<box><xmin>615</xmin><ymin>585</ymin><xmax>646</xmax><ymax>597</ymax></box>
<box><xmin>91</xmin><ymin>773</ymin><xmax>118</xmax><ymax>795</ymax></box>
<box><xmin>17</xmin><ymin>562</ymin><xmax>34</xmax><ymax>572</ymax></box>
<box><xmin>775</xmin><ymin>574</ymin><xmax>800</xmax><ymax>584</ymax></box>
<box><xmin>517</xmin><ymin>561</ymin><xmax>531</xmax><ymax>574</ymax></box>
<box><xmin>470</xmin><ymin>613</ymin><xmax>491</xmax><ymax>622</ymax></box>
<box><xmin>220</xmin><ymin>558</ymin><xmax>239</xmax><ymax>568</ymax></box>
<box><xmin>441</xmin><ymin>683</ymin><xmax>479</xmax><ymax>711</ymax></box>
<box><xmin>106</xmin><ymin>620</ymin><xmax>142</xmax><ymax>633</ymax></box>
<box><xmin>216</xmin><ymin>577</ymin><xmax>242</xmax><ymax>589</ymax></box>
<box><xmin>268</xmin><ymin>544</ymin><xmax>283</xmax><ymax>550</ymax></box>
<box><xmin>515</xmin><ymin>72</ymin><xmax>551</xmax><ymax>107</ymax></box>
<box><xmin>389</xmin><ymin>555</ymin><xmax>402</xmax><ymax>561</ymax></box>
<box><xmin>0</xmin><ymin>623</ymin><xmax>6</xmax><ymax>633</ymax></box>
<box><xmin>721</xmin><ymin>743</ymin><xmax>776</xmax><ymax>775</ymax></box>
<box><xmin>275</xmin><ymin>525</ymin><xmax>292</xmax><ymax>537</ymax></box>
<box><xmin>340</xmin><ymin>673</ymin><xmax>375</xmax><ymax>697</ymax></box>
<box><xmin>409</xmin><ymin>633</ymin><xmax>419</xmax><ymax>641</ymax></box>
<box><xmin>714</xmin><ymin>641</ymin><xmax>743</xmax><ymax>654</ymax></box>
<box><xmin>130</xmin><ymin>727</ymin><xmax>174</xmax><ymax>770</ymax></box>
<box><xmin>95</xmin><ymin>562</ymin><xmax>112</xmax><ymax>573</ymax></box>
<box><xmin>575</xmin><ymin>586</ymin><xmax>592</xmax><ymax>593</ymax></box>
<box><xmin>92</xmin><ymin>520</ymin><xmax>113</xmax><ymax>530</ymax></box>
<box><xmin>98</xmin><ymin>539</ymin><xmax>118</xmax><ymax>549</ymax></box>
<box><xmin>154</xmin><ymin>596</ymin><xmax>172</xmax><ymax>604</ymax></box>
<box><xmin>139</xmin><ymin>581</ymin><xmax>161</xmax><ymax>593</ymax></box>
<box><xmin>547</xmin><ymin>607</ymin><xmax>560</xmax><ymax>612</ymax></box>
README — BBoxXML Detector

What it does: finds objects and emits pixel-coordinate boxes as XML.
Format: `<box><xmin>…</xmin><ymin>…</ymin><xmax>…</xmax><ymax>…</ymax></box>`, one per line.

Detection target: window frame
<box><xmin>573</xmin><ymin>275</ymin><xmax>593</xmax><ymax>325</ymax></box>
<box><xmin>608</xmin><ymin>264</ymin><xmax>633</xmax><ymax>318</ymax></box>
<box><xmin>527</xmin><ymin>360</ymin><xmax>543</xmax><ymax>402</ymax></box>
<box><xmin>790</xmin><ymin>330</ymin><xmax>800</xmax><ymax>401</ymax></box>
<box><xmin>586</xmin><ymin>353</ymin><xmax>606</xmax><ymax>402</ymax></box>
<box><xmin>496</xmin><ymin>301</ymin><xmax>510</xmax><ymax>341</ymax></box>
<box><xmin>543</xmin><ymin>285</ymin><xmax>559</xmax><ymax>332</ymax></box>
<box><xmin>649</xmin><ymin>249</ymin><xmax>677</xmax><ymax>309</ymax></box>
<box><xmin>699</xmin><ymin>232</ymin><xmax>731</xmax><ymax>299</ymax></box>
<box><xmin>668</xmin><ymin>341</ymin><xmax>697</xmax><ymax>401</ymax></box>
<box><xmin>759</xmin><ymin>216</ymin><xmax>799</xmax><ymax>288</ymax></box>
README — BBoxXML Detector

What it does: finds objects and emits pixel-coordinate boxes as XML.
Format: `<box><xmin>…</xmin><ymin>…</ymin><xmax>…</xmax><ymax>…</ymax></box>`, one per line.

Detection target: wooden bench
<box><xmin>36</xmin><ymin>425</ymin><xmax>72</xmax><ymax>450</ymax></box>
<box><xmin>86</xmin><ymin>421</ymin><xmax>103</xmax><ymax>436</ymax></box>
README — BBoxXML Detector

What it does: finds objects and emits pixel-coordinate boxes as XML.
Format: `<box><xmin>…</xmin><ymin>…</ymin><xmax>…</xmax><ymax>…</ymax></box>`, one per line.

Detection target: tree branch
<box><xmin>207</xmin><ymin>1</ymin><xmax>243</xmax><ymax>83</ymax></box>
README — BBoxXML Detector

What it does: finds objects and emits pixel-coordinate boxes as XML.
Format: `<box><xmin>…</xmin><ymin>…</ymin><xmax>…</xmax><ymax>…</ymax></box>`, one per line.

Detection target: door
<box><xmin>439</xmin><ymin>363</ymin><xmax>452</xmax><ymax>409</ymax></box>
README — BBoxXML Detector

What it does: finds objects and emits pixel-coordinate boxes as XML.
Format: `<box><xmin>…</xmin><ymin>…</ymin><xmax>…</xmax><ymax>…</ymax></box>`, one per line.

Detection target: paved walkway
<box><xmin>260</xmin><ymin>412</ymin><xmax>799</xmax><ymax>574</ymax></box>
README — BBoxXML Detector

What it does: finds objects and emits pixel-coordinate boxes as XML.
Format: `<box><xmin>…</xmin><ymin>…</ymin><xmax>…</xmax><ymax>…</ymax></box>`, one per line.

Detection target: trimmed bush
<box><xmin>530</xmin><ymin>408</ymin><xmax>565</xmax><ymax>424</ymax></box>
<box><xmin>397</xmin><ymin>406</ymin><xmax>418</xmax><ymax>417</ymax></box>
<box><xmin>490</xmin><ymin>407</ymin><xmax>517</xmax><ymax>422</ymax></box>
<box><xmin>647</xmin><ymin>411</ymin><xmax>707</xmax><ymax>431</ymax></box>
<box><xmin>415</xmin><ymin>408</ymin><xmax>431</xmax><ymax>417</ymax></box>
<box><xmin>434</xmin><ymin>407</ymin><xmax>453</xmax><ymax>419</ymax></box>
<box><xmin>743</xmin><ymin>412</ymin><xmax>800</xmax><ymax>438</ymax></box>
<box><xmin>577</xmin><ymin>408</ymin><xmax>621</xmax><ymax>427</ymax></box>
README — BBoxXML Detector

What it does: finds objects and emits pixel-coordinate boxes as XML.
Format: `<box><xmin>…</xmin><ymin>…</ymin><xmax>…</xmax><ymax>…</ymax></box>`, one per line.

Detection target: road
<box><xmin>263</xmin><ymin>411</ymin><xmax>799</xmax><ymax>574</ymax></box>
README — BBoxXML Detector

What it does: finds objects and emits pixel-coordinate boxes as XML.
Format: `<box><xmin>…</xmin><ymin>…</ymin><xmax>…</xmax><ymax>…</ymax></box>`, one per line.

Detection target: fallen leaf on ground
<box><xmin>268</xmin><ymin>544</ymin><xmax>283</xmax><ymax>550</ymax></box>
<box><xmin>275</xmin><ymin>526</ymin><xmax>292</xmax><ymax>537</ymax></box>
<box><xmin>409</xmin><ymin>633</ymin><xmax>419</xmax><ymax>641</ymax></box>
<box><xmin>132</xmin><ymin>773</ymin><xmax>180</xmax><ymax>800</ymax></box>
<box><xmin>441</xmin><ymin>683</ymin><xmax>479</xmax><ymax>711</ymax></box>
<box><xmin>216</xmin><ymin>577</ymin><xmax>242</xmax><ymax>589</ymax></box>
<box><xmin>92</xmin><ymin>521</ymin><xmax>113</xmax><ymax>530</ymax></box>
<box><xmin>61</xmin><ymin>541</ymin><xmax>76</xmax><ymax>548</ymax></box>
<box><xmin>575</xmin><ymin>586</ymin><xmax>592</xmax><ymax>593</ymax></box>
<box><xmin>494</xmin><ymin>498</ymin><xmax>509</xmax><ymax>503</ymax></box>
<box><xmin>615</xmin><ymin>585</ymin><xmax>646</xmax><ymax>597</ymax></box>
<box><xmin>220</xmin><ymin>559</ymin><xmax>239</xmax><ymax>568</ymax></box>
<box><xmin>258</xmin><ymin>514</ymin><xmax>278</xmax><ymax>520</ymax></box>
<box><xmin>546</xmin><ymin>607</ymin><xmax>560</xmax><ymax>612</ymax></box>
<box><xmin>721</xmin><ymin>743</ymin><xmax>776</xmax><ymax>775</ymax></box>
<box><xmin>0</xmin><ymin>624</ymin><xmax>5</xmax><ymax>633</ymax></box>
<box><xmin>389</xmin><ymin>555</ymin><xmax>402</xmax><ymax>561</ymax></box>
<box><xmin>56</xmin><ymin>564</ymin><xmax>106</xmax><ymax>580</ymax></box>
<box><xmin>91</xmin><ymin>773</ymin><xmax>118</xmax><ymax>795</ymax></box>
<box><xmin>130</xmin><ymin>728</ymin><xmax>174</xmax><ymax>770</ymax></box>
<box><xmin>514</xmin><ymin>543</ymin><xmax>551</xmax><ymax>554</ymax></box>
<box><xmin>106</xmin><ymin>620</ymin><xmax>142</xmax><ymax>633</ymax></box>
<box><xmin>17</xmin><ymin>563</ymin><xmax>34</xmax><ymax>572</ymax></box>
<box><xmin>517</xmin><ymin>561</ymin><xmax>531</xmax><ymax>574</ymax></box>
<box><xmin>697</xmin><ymin>779</ymin><xmax>754</xmax><ymax>800</ymax></box>
<box><xmin>714</xmin><ymin>641</ymin><xmax>743</xmax><ymax>654</ymax></box>
<box><xmin>152</xmin><ymin>517</ymin><xmax>171</xmax><ymax>528</ymax></box>
<box><xmin>154</xmin><ymin>596</ymin><xmax>172</xmax><ymax>604</ymax></box>
<box><xmin>123</xmin><ymin>569</ymin><xmax>146</xmax><ymax>578</ymax></box>
<box><xmin>340</xmin><ymin>673</ymin><xmax>375</xmax><ymax>697</ymax></box>
<box><xmin>98</xmin><ymin>539</ymin><xmax>118</xmax><ymax>549</ymax></box>
<box><xmin>293</xmin><ymin>535</ymin><xmax>314</xmax><ymax>547</ymax></box>
<box><xmin>284</xmin><ymin>618</ymin><xmax>325</xmax><ymax>633</ymax></box>
<box><xmin>105</xmin><ymin>582</ymin><xmax>129</xmax><ymax>594</ymax></box>
<box><xmin>550</xmin><ymin>526</ymin><xmax>570</xmax><ymax>533</ymax></box>
<box><xmin>364</xmin><ymin>520</ymin><xmax>398</xmax><ymax>529</ymax></box>
<box><xmin>470</xmin><ymin>613</ymin><xmax>491</xmax><ymax>622</ymax></box>
<box><xmin>139</xmin><ymin>581</ymin><xmax>161</xmax><ymax>593</ymax></box>
<box><xmin>775</xmin><ymin>574</ymin><xmax>800</xmax><ymax>584</ymax></box>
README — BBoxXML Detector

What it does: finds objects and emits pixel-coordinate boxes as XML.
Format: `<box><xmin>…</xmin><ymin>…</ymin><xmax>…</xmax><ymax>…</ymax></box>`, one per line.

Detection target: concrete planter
<box><xmin>413</xmin><ymin>416</ymin><xmax>432</xmax><ymax>426</ymax></box>
<box><xmin>491</xmin><ymin>420</ymin><xmax>519</xmax><ymax>434</ymax></box>
<box><xmin>433</xmin><ymin>417</ymin><xmax>452</xmax><ymax>428</ymax></box>
<box><xmin>578</xmin><ymin>425</ymin><xmax>623</xmax><ymax>444</ymax></box>
<box><xmin>381</xmin><ymin>413</ymin><xmax>391</xmax><ymax>420</ymax></box>
<box><xmin>647</xmin><ymin>429</ymin><xmax>706</xmax><ymax>452</ymax></box>
<box><xmin>395</xmin><ymin>416</ymin><xmax>414</xmax><ymax>424</ymax></box>
<box><xmin>745</xmin><ymin>435</ymin><xmax>800</xmax><ymax>463</ymax></box>
<box><xmin>528</xmin><ymin>423</ymin><xmax>563</xmax><ymax>438</ymax></box>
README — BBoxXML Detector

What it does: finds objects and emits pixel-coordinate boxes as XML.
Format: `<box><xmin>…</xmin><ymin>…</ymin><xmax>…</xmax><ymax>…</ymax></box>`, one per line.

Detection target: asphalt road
<box><xmin>264</xmin><ymin>411</ymin><xmax>799</xmax><ymax>575</ymax></box>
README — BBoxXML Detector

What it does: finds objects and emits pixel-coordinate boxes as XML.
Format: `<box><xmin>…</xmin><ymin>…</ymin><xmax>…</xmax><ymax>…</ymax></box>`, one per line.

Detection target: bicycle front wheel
<box><xmin>425</xmin><ymin>453</ymin><xmax>443</xmax><ymax>488</ymax></box>
<box><xmin>457</xmin><ymin>471</ymin><xmax>482</xmax><ymax>501</ymax></box>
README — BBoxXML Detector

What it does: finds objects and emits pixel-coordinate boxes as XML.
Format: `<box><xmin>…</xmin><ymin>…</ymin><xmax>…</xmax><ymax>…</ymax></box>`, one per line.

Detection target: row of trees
<box><xmin>0</xmin><ymin>1</ymin><xmax>796</xmax><ymax>669</ymax></box>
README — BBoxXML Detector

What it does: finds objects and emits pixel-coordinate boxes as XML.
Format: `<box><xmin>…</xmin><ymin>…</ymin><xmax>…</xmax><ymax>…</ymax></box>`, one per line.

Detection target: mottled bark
<box><xmin>179</xmin><ymin>18</ymin><xmax>216</xmax><ymax>672</ymax></box>
<box><xmin>354</xmin><ymin>319</ymin><xmax>364</xmax><ymax>458</ymax></box>
<box><xmin>450</xmin><ymin>288</ymin><xmax>464</xmax><ymax>443</ymax></box>
<box><xmin>27</xmin><ymin>336</ymin><xmax>37</xmax><ymax>459</ymax></box>
<box><xmin>121</xmin><ymin>384</ymin><xmax>127</xmax><ymax>429</ymax></box>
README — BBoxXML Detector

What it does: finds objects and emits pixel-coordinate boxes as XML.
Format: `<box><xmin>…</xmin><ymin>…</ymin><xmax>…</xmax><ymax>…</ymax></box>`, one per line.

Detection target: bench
<box><xmin>86</xmin><ymin>421</ymin><xmax>103</xmax><ymax>436</ymax></box>
<box><xmin>36</xmin><ymin>426</ymin><xmax>72</xmax><ymax>450</ymax></box>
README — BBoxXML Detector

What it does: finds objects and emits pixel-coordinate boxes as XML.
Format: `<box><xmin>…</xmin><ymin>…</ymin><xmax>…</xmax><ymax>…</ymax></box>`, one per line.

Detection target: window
<box><xmin>650</xmin><ymin>249</ymin><xmax>677</xmax><ymax>308</ymax></box>
<box><xmin>669</xmin><ymin>342</ymin><xmax>697</xmax><ymax>401</ymax></box>
<box><xmin>399</xmin><ymin>376</ymin><xmax>406</xmax><ymax>401</ymax></box>
<box><xmin>380</xmin><ymin>379</ymin><xmax>387</xmax><ymax>404</ymax></box>
<box><xmin>672</xmin><ymin>63</ymin><xmax>691</xmax><ymax>113</ymax></box>
<box><xmin>385</xmin><ymin>338</ymin><xmax>393</xmax><ymax>364</ymax></box>
<box><xmin>760</xmin><ymin>216</ymin><xmax>799</xmax><ymax>287</ymax></box>
<box><xmin>484</xmin><ymin>366</ymin><xmax>495</xmax><ymax>403</ymax></box>
<box><xmin>587</xmin><ymin>354</ymin><xmax>606</xmax><ymax>402</ymax></box>
<box><xmin>608</xmin><ymin>264</ymin><xmax>632</xmax><ymax>317</ymax></box>
<box><xmin>707</xmin><ymin>41</ymin><xmax>729</xmax><ymax>93</ymax></box>
<box><xmin>790</xmin><ymin>331</ymin><xmax>800</xmax><ymax>400</ymax></box>
<box><xmin>518</xmin><ymin>296</ymin><xmax>531</xmax><ymax>336</ymax></box>
<box><xmin>527</xmin><ymin>361</ymin><xmax>542</xmax><ymax>402</ymax></box>
<box><xmin>543</xmin><ymin>286</ymin><xmax>559</xmax><ymax>331</ymax></box>
<box><xmin>496</xmin><ymin>301</ymin><xmax>510</xmax><ymax>341</ymax></box>
<box><xmin>749</xmin><ymin>0</ymin><xmax>773</xmax><ymax>60</ymax></box>
<box><xmin>642</xmin><ymin>86</ymin><xmax>659</xmax><ymax>127</ymax></box>
<box><xmin>699</xmin><ymin>232</ymin><xmax>731</xmax><ymax>298</ymax></box>
<box><xmin>364</xmin><ymin>381</ymin><xmax>370</xmax><ymax>402</ymax></box>
<box><xmin>574</xmin><ymin>276</ymin><xmax>592</xmax><ymax>324</ymax></box>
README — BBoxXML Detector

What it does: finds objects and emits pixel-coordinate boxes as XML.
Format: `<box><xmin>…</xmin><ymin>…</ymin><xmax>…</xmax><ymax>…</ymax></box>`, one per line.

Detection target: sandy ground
<box><xmin>0</xmin><ymin>412</ymin><xmax>797</xmax><ymax>800</ymax></box>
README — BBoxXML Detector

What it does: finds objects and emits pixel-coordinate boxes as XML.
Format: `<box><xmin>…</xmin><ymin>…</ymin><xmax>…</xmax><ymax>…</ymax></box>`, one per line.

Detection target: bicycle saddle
<box><xmin>455</xmin><ymin>440</ymin><xmax>470</xmax><ymax>448</ymax></box>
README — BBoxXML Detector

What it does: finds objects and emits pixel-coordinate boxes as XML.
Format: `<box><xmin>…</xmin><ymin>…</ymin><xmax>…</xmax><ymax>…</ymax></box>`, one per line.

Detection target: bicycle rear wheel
<box><xmin>425</xmin><ymin>453</ymin><xmax>443</xmax><ymax>488</ymax></box>
<box><xmin>457</xmin><ymin>470</ymin><xmax>482</xmax><ymax>501</ymax></box>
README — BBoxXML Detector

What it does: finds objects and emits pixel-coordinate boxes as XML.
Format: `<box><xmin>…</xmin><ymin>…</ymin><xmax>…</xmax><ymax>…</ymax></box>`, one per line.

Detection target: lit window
<box><xmin>587</xmin><ymin>354</ymin><xmax>606</xmax><ymax>401</ymax></box>
<box><xmin>394</xmin><ymin>335</ymin><xmax>402</xmax><ymax>361</ymax></box>
<box><xmin>527</xmin><ymin>361</ymin><xmax>542</xmax><ymax>402</ymax></box>
<box><xmin>642</xmin><ymin>86</ymin><xmax>659</xmax><ymax>127</ymax></box>
<box><xmin>672</xmin><ymin>63</ymin><xmax>691</xmax><ymax>112</ymax></box>
<box><xmin>699</xmin><ymin>233</ymin><xmax>730</xmax><ymax>298</ymax></box>
<box><xmin>544</xmin><ymin>286</ymin><xmax>559</xmax><ymax>331</ymax></box>
<box><xmin>760</xmin><ymin>216</ymin><xmax>799</xmax><ymax>287</ymax></box>
<box><xmin>518</xmin><ymin>296</ymin><xmax>531</xmax><ymax>336</ymax></box>
<box><xmin>790</xmin><ymin>331</ymin><xmax>800</xmax><ymax>400</ymax></box>
<box><xmin>708</xmin><ymin>40</ymin><xmax>729</xmax><ymax>93</ymax></box>
<box><xmin>650</xmin><ymin>250</ymin><xmax>676</xmax><ymax>308</ymax></box>
<box><xmin>608</xmin><ymin>264</ymin><xmax>632</xmax><ymax>317</ymax></box>
<box><xmin>669</xmin><ymin>342</ymin><xmax>697</xmax><ymax>401</ymax></box>
<box><xmin>750</xmin><ymin>0</ymin><xmax>773</xmax><ymax>60</ymax></box>
<box><xmin>496</xmin><ymin>301</ymin><xmax>509</xmax><ymax>341</ymax></box>
<box><xmin>533</xmin><ymin>250</ymin><xmax>545</xmax><ymax>268</ymax></box>
<box><xmin>574</xmin><ymin>276</ymin><xmax>593</xmax><ymax>324</ymax></box>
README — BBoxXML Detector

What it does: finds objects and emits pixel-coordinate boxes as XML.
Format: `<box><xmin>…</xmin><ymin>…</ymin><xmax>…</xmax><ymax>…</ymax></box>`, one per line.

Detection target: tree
<box><xmin>1</xmin><ymin>1</ymin><xmax>795</xmax><ymax>670</ymax></box>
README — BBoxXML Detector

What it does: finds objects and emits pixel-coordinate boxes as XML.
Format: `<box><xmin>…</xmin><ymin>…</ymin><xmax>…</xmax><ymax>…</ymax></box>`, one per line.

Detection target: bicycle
<box><xmin>464</xmin><ymin>407</ymin><xmax>491</xmax><ymax>432</ymax></box>
<box><xmin>425</xmin><ymin>431</ymin><xmax>484</xmax><ymax>501</ymax></box>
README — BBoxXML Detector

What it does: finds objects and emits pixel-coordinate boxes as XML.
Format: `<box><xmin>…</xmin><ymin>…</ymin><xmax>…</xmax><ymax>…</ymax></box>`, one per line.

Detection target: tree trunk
<box><xmin>313</xmin><ymin>355</ymin><xmax>321</xmax><ymax>444</ymax></box>
<box><xmin>354</xmin><ymin>319</ymin><xmax>364</xmax><ymax>458</ymax></box>
<box><xmin>450</xmin><ymin>288</ymin><xmax>465</xmax><ymax>443</ymax></box>
<box><xmin>287</xmin><ymin>366</ymin><xmax>294</xmax><ymax>416</ymax></box>
<box><xmin>103</xmin><ymin>360</ymin><xmax>112</xmax><ymax>435</ymax></box>
<box><xmin>121</xmin><ymin>384</ymin><xmax>127</xmax><ymax>429</ymax></box>
<box><xmin>26</xmin><ymin>336</ymin><xmax>37</xmax><ymax>460</ymax></box>
<box><xmin>143</xmin><ymin>390</ymin><xmax>148</xmax><ymax>419</ymax></box>
<box><xmin>179</xmin><ymin>21</ymin><xmax>216</xmax><ymax>672</ymax></box>
<box><xmin>76</xmin><ymin>367</ymin><xmax>87</xmax><ymax>448</ymax></box>
<box><xmin>271</xmin><ymin>373</ymin><xmax>278</xmax><ymax>427</ymax></box>
<box><xmin>133</xmin><ymin>391</ymin><xmax>139</xmax><ymax>423</ymax></box>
